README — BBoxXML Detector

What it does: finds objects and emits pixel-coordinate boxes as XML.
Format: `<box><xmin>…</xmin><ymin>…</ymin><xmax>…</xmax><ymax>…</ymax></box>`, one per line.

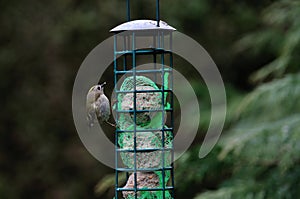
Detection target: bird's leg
<box><xmin>105</xmin><ymin>120</ymin><xmax>116</xmax><ymax>127</ymax></box>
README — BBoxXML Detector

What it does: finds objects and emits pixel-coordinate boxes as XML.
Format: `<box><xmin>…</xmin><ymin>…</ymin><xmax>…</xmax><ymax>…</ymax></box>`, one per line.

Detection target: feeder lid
<box><xmin>110</xmin><ymin>19</ymin><xmax>176</xmax><ymax>32</ymax></box>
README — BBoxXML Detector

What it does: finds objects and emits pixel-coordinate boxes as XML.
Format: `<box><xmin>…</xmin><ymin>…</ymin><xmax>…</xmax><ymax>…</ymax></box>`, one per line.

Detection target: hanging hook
<box><xmin>127</xmin><ymin>0</ymin><xmax>131</xmax><ymax>21</ymax></box>
<box><xmin>126</xmin><ymin>0</ymin><xmax>160</xmax><ymax>26</ymax></box>
<box><xmin>156</xmin><ymin>0</ymin><xmax>160</xmax><ymax>27</ymax></box>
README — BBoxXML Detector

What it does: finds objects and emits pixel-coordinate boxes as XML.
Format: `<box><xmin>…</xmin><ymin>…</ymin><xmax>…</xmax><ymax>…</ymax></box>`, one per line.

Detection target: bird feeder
<box><xmin>111</xmin><ymin>0</ymin><xmax>175</xmax><ymax>198</ymax></box>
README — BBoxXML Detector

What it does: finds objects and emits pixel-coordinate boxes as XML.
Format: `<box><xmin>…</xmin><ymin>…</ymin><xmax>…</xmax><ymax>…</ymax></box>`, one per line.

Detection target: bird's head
<box><xmin>88</xmin><ymin>82</ymin><xmax>106</xmax><ymax>100</ymax></box>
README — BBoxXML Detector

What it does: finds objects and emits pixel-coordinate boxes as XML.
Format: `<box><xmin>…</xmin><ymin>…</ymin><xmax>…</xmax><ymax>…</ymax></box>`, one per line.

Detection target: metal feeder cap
<box><xmin>110</xmin><ymin>19</ymin><xmax>176</xmax><ymax>32</ymax></box>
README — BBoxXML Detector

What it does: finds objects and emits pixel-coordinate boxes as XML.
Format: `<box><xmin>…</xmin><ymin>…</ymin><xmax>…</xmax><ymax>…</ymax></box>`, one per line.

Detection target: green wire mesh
<box><xmin>117</xmin><ymin>75</ymin><xmax>169</xmax><ymax>129</ymax></box>
<box><xmin>116</xmin><ymin>76</ymin><xmax>173</xmax><ymax>199</ymax></box>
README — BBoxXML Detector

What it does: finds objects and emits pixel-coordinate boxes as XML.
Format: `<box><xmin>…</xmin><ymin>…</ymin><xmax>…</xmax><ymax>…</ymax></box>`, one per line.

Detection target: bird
<box><xmin>86</xmin><ymin>82</ymin><xmax>115</xmax><ymax>127</ymax></box>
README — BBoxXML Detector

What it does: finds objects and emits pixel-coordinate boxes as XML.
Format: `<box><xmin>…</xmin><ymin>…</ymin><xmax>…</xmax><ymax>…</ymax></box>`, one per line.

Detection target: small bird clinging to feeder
<box><xmin>86</xmin><ymin>82</ymin><xmax>115</xmax><ymax>127</ymax></box>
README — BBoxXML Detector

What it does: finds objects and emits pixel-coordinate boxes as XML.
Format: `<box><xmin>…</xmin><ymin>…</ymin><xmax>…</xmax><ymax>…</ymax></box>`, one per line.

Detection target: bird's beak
<box><xmin>100</xmin><ymin>82</ymin><xmax>106</xmax><ymax>87</ymax></box>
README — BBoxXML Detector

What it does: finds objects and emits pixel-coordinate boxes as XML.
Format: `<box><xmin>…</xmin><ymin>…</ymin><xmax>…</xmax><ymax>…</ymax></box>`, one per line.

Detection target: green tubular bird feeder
<box><xmin>111</xmin><ymin>0</ymin><xmax>175</xmax><ymax>198</ymax></box>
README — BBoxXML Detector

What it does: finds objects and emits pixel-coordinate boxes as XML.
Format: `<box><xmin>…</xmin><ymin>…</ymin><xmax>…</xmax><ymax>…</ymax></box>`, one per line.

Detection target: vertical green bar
<box><xmin>132</xmin><ymin>31</ymin><xmax>138</xmax><ymax>199</ymax></box>
<box><xmin>114</xmin><ymin>34</ymin><xmax>119</xmax><ymax>199</ymax></box>
<box><xmin>160</xmin><ymin>30</ymin><xmax>166</xmax><ymax>199</ymax></box>
<box><xmin>170</xmin><ymin>33</ymin><xmax>175</xmax><ymax>199</ymax></box>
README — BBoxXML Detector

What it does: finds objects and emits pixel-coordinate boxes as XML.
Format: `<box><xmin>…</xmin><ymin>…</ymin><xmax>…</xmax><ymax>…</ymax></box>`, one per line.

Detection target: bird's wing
<box><xmin>95</xmin><ymin>95</ymin><xmax>111</xmax><ymax>121</ymax></box>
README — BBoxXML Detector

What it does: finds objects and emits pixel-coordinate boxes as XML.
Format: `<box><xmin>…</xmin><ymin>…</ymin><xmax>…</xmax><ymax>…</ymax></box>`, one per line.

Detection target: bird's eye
<box><xmin>97</xmin><ymin>86</ymin><xmax>101</xmax><ymax>90</ymax></box>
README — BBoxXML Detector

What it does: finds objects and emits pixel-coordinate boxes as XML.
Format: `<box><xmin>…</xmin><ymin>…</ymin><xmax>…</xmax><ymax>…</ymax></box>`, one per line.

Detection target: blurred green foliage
<box><xmin>0</xmin><ymin>0</ymin><xmax>299</xmax><ymax>198</ymax></box>
<box><xmin>179</xmin><ymin>1</ymin><xmax>300</xmax><ymax>198</ymax></box>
